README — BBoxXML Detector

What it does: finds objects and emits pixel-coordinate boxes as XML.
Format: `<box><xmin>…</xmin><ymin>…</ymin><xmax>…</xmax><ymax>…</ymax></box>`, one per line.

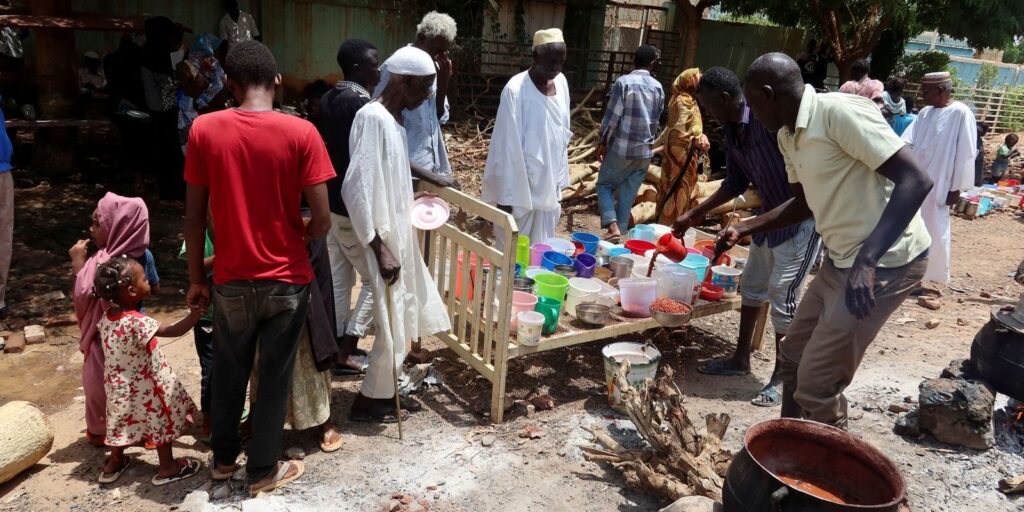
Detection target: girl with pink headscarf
<box><xmin>69</xmin><ymin>193</ymin><xmax>152</xmax><ymax>445</ymax></box>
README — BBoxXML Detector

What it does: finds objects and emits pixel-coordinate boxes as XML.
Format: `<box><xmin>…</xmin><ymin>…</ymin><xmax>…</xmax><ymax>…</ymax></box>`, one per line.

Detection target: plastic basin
<box><xmin>533</xmin><ymin>273</ymin><xmax>570</xmax><ymax>302</ymax></box>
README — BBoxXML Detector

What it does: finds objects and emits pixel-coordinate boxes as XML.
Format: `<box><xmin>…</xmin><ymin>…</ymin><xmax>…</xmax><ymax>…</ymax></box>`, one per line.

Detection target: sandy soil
<box><xmin>1</xmin><ymin>148</ymin><xmax>1024</xmax><ymax>511</ymax></box>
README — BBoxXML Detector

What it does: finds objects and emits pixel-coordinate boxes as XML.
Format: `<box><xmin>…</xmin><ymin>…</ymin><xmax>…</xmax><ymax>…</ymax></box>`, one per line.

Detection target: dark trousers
<box><xmin>193</xmin><ymin>319</ymin><xmax>214</xmax><ymax>413</ymax></box>
<box><xmin>210</xmin><ymin>280</ymin><xmax>310</xmax><ymax>484</ymax></box>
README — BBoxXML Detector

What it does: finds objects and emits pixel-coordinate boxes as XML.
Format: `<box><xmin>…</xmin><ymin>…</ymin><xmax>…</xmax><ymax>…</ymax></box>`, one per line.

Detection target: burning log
<box><xmin>582</xmin><ymin>363</ymin><xmax>731</xmax><ymax>503</ymax></box>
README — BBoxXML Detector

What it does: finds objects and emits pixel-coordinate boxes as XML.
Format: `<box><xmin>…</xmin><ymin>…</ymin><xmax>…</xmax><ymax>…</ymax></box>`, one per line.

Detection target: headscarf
<box><xmin>666</xmin><ymin>68</ymin><xmax>703</xmax><ymax>139</ymax></box>
<box><xmin>73</xmin><ymin>193</ymin><xmax>150</xmax><ymax>353</ymax></box>
<box><xmin>839</xmin><ymin>77</ymin><xmax>884</xmax><ymax>101</ymax></box>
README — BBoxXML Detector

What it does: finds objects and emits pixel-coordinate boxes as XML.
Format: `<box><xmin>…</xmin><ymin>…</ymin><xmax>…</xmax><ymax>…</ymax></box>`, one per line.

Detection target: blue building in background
<box><xmin>906</xmin><ymin>32</ymin><xmax>1024</xmax><ymax>88</ymax></box>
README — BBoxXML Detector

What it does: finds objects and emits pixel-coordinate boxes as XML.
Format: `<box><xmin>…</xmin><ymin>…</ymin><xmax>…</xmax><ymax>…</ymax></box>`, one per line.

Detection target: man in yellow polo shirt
<box><xmin>717</xmin><ymin>53</ymin><xmax>932</xmax><ymax>428</ymax></box>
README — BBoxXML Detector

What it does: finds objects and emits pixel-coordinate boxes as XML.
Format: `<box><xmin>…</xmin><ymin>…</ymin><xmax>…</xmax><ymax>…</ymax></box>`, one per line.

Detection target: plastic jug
<box><xmin>619</xmin><ymin>277</ymin><xmax>657</xmax><ymax>317</ymax></box>
<box><xmin>655</xmin><ymin>265</ymin><xmax>698</xmax><ymax>305</ymax></box>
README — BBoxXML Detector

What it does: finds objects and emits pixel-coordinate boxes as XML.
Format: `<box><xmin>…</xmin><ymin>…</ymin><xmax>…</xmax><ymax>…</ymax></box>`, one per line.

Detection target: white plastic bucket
<box><xmin>602</xmin><ymin>342</ymin><xmax>662</xmax><ymax>412</ymax></box>
<box><xmin>517</xmin><ymin>311</ymin><xmax>544</xmax><ymax>346</ymax></box>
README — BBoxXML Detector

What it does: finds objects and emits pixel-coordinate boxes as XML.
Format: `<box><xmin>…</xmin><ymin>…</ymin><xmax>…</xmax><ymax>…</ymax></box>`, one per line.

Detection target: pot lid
<box><xmin>992</xmin><ymin>308</ymin><xmax>1024</xmax><ymax>334</ymax></box>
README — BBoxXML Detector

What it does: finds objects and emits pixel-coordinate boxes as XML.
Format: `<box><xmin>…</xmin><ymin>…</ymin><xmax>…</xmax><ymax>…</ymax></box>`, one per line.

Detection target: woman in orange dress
<box><xmin>655</xmin><ymin>68</ymin><xmax>709</xmax><ymax>226</ymax></box>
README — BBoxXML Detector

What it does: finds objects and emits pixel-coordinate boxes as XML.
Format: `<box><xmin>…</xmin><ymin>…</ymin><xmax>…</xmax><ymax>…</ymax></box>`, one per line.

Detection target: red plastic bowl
<box><xmin>701</xmin><ymin>283</ymin><xmax>725</xmax><ymax>301</ymax></box>
<box><xmin>625</xmin><ymin>239</ymin><xmax>656</xmax><ymax>256</ymax></box>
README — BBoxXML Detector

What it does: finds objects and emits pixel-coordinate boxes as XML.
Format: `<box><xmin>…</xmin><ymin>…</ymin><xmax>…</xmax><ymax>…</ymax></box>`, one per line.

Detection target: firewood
<box><xmin>585</xmin><ymin>361</ymin><xmax>732</xmax><ymax>503</ymax></box>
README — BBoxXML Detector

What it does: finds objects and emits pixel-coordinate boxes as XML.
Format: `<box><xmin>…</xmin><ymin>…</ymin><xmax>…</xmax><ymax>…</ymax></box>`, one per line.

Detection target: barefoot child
<box><xmin>92</xmin><ymin>257</ymin><xmax>203</xmax><ymax>485</ymax></box>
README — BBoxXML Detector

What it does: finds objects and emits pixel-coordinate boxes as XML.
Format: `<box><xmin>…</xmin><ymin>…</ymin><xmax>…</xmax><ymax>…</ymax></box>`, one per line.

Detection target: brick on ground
<box><xmin>4</xmin><ymin>332</ymin><xmax>25</xmax><ymax>353</ymax></box>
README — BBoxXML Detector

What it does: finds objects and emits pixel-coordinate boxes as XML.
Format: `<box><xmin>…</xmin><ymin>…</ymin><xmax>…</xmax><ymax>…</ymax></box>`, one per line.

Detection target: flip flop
<box><xmin>751</xmin><ymin>384</ymin><xmax>783</xmax><ymax>408</ymax></box>
<box><xmin>151</xmin><ymin>457</ymin><xmax>201</xmax><ymax>486</ymax></box>
<box><xmin>697</xmin><ymin>358</ymin><xmax>751</xmax><ymax>377</ymax></box>
<box><xmin>209</xmin><ymin>454</ymin><xmax>237</xmax><ymax>481</ymax></box>
<box><xmin>331</xmin><ymin>355</ymin><xmax>368</xmax><ymax>376</ymax></box>
<box><xmin>320</xmin><ymin>431</ymin><xmax>344</xmax><ymax>453</ymax></box>
<box><xmin>98</xmin><ymin>455</ymin><xmax>132</xmax><ymax>484</ymax></box>
<box><xmin>603</xmin><ymin>233</ymin><xmax>623</xmax><ymax>243</ymax></box>
<box><xmin>249</xmin><ymin>461</ymin><xmax>305</xmax><ymax>497</ymax></box>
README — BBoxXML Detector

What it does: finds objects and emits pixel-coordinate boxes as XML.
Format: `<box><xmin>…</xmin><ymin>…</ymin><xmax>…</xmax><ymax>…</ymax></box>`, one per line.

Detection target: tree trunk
<box><xmin>0</xmin><ymin>401</ymin><xmax>54</xmax><ymax>484</ymax></box>
<box><xmin>682</xmin><ymin>12</ymin><xmax>701</xmax><ymax>69</ymax></box>
<box><xmin>836</xmin><ymin>55</ymin><xmax>855</xmax><ymax>83</ymax></box>
<box><xmin>30</xmin><ymin>0</ymin><xmax>77</xmax><ymax>176</ymax></box>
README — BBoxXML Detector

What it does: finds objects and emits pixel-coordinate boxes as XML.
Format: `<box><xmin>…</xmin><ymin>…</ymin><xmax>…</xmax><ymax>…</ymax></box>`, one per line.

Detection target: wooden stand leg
<box><xmin>751</xmin><ymin>303</ymin><xmax>770</xmax><ymax>352</ymax></box>
<box><xmin>490</xmin><ymin>357</ymin><xmax>509</xmax><ymax>423</ymax></box>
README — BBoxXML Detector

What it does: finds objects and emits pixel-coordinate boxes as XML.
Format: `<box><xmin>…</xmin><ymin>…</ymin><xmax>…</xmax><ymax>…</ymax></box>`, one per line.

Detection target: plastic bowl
<box><xmin>409</xmin><ymin>196</ymin><xmax>450</xmax><ymax>230</ymax></box>
<box><xmin>700</xmin><ymin>283</ymin><xmax>725</xmax><ymax>301</ymax></box>
<box><xmin>542</xmin><ymin>251</ymin><xmax>575</xmax><ymax>271</ymax></box>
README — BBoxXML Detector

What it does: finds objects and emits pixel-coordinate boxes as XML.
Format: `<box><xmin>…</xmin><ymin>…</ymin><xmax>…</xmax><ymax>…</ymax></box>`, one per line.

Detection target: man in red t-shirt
<box><xmin>183</xmin><ymin>41</ymin><xmax>334</xmax><ymax>494</ymax></box>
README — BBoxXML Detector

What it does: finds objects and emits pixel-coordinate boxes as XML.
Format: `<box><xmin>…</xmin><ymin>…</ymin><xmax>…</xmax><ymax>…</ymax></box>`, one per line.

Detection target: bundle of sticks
<box><xmin>582</xmin><ymin>363</ymin><xmax>732</xmax><ymax>502</ymax></box>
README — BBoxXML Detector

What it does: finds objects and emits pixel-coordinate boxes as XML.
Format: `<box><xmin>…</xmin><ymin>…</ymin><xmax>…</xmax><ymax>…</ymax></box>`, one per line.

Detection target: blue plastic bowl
<box><xmin>571</xmin><ymin>232</ymin><xmax>601</xmax><ymax>255</ymax></box>
<box><xmin>541</xmin><ymin>250</ymin><xmax>574</xmax><ymax>271</ymax></box>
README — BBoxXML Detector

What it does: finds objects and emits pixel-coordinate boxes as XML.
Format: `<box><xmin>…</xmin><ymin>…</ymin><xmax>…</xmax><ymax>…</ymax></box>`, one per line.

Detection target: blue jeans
<box><xmin>597</xmin><ymin>153</ymin><xmax>651</xmax><ymax>233</ymax></box>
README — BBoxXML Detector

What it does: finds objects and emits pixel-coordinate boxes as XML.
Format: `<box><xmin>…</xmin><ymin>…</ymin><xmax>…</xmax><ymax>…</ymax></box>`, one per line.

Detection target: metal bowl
<box><xmin>576</xmin><ymin>303</ymin><xmax>610</xmax><ymax>326</ymax></box>
<box><xmin>609</xmin><ymin>256</ymin><xmax>634</xmax><ymax>278</ymax></box>
<box><xmin>651</xmin><ymin>305</ymin><xmax>693</xmax><ymax>328</ymax></box>
<box><xmin>513</xmin><ymin>277</ymin><xmax>535</xmax><ymax>293</ymax></box>
<box><xmin>553</xmin><ymin>264</ymin><xmax>578</xmax><ymax>278</ymax></box>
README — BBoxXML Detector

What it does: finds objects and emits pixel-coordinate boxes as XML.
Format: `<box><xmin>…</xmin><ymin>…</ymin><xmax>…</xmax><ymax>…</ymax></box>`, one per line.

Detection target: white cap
<box><xmin>383</xmin><ymin>46</ymin><xmax>436</xmax><ymax>77</ymax></box>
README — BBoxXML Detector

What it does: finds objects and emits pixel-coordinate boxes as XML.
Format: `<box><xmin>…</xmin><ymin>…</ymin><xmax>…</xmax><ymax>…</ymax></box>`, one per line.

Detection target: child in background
<box><xmin>178</xmin><ymin>220</ymin><xmax>214</xmax><ymax>441</ymax></box>
<box><xmin>70</xmin><ymin>193</ymin><xmax>154</xmax><ymax>447</ymax></box>
<box><xmin>991</xmin><ymin>133</ymin><xmax>1019</xmax><ymax>182</ymax></box>
<box><xmin>93</xmin><ymin>257</ymin><xmax>203</xmax><ymax>485</ymax></box>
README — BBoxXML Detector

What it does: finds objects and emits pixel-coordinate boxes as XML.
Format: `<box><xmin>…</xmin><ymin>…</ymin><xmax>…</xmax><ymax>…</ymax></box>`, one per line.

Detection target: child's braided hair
<box><xmin>92</xmin><ymin>256</ymin><xmax>134</xmax><ymax>301</ymax></box>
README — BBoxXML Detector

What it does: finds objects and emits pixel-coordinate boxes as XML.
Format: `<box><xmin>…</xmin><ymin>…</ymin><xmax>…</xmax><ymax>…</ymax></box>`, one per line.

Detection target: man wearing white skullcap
<box><xmin>341</xmin><ymin>45</ymin><xmax>451</xmax><ymax>423</ymax></box>
<box><xmin>373</xmin><ymin>11</ymin><xmax>459</xmax><ymax>189</ymax></box>
<box><xmin>900</xmin><ymin>71</ymin><xmax>977</xmax><ymax>285</ymax></box>
<box><xmin>483</xmin><ymin>28</ymin><xmax>572</xmax><ymax>246</ymax></box>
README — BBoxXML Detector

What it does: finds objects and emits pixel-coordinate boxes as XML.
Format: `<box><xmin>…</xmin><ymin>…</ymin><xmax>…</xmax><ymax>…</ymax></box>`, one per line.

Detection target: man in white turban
<box><xmin>901</xmin><ymin>71</ymin><xmax>977</xmax><ymax>286</ymax></box>
<box><xmin>341</xmin><ymin>45</ymin><xmax>451</xmax><ymax>423</ymax></box>
<box><xmin>482</xmin><ymin>28</ymin><xmax>572</xmax><ymax>246</ymax></box>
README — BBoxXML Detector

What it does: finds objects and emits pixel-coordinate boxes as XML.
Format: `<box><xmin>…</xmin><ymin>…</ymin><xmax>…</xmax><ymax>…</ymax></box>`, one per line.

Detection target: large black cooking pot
<box><xmin>723</xmin><ymin>419</ymin><xmax>906</xmax><ymax>512</ymax></box>
<box><xmin>971</xmin><ymin>311</ymin><xmax>1024</xmax><ymax>402</ymax></box>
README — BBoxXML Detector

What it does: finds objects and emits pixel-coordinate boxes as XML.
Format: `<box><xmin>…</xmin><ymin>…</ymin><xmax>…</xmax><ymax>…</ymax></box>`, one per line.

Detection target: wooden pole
<box><xmin>30</xmin><ymin>0</ymin><xmax>77</xmax><ymax>176</ymax></box>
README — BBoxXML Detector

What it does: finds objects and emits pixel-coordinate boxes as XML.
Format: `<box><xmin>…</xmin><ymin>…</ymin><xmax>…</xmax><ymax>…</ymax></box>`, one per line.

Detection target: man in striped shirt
<box><xmin>596</xmin><ymin>45</ymin><xmax>665</xmax><ymax>240</ymax></box>
<box><xmin>673</xmin><ymin>67</ymin><xmax>821</xmax><ymax>408</ymax></box>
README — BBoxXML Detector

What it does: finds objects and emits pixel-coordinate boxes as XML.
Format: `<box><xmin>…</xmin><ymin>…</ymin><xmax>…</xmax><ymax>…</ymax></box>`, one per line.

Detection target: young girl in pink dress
<box><xmin>92</xmin><ymin>256</ymin><xmax>203</xmax><ymax>486</ymax></box>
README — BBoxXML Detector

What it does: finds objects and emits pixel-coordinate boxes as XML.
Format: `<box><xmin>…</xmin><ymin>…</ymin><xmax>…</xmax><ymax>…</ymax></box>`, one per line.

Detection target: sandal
<box><xmin>697</xmin><ymin>358</ymin><xmax>750</xmax><ymax>377</ymax></box>
<box><xmin>320</xmin><ymin>430</ymin><xmax>344</xmax><ymax>453</ymax></box>
<box><xmin>331</xmin><ymin>354</ymin><xmax>368</xmax><ymax>376</ymax></box>
<box><xmin>209</xmin><ymin>454</ymin><xmax>237</xmax><ymax>481</ymax></box>
<box><xmin>151</xmin><ymin>457</ymin><xmax>201</xmax><ymax>486</ymax></box>
<box><xmin>349</xmin><ymin>396</ymin><xmax>410</xmax><ymax>424</ymax></box>
<box><xmin>98</xmin><ymin>455</ymin><xmax>131</xmax><ymax>484</ymax></box>
<box><xmin>751</xmin><ymin>384</ymin><xmax>783</xmax><ymax>408</ymax></box>
<box><xmin>249</xmin><ymin>461</ymin><xmax>305</xmax><ymax>497</ymax></box>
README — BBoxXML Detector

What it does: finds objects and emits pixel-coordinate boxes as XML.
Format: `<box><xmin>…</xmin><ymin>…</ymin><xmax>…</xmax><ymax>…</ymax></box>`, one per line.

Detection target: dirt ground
<box><xmin>1</xmin><ymin>144</ymin><xmax>1024</xmax><ymax>512</ymax></box>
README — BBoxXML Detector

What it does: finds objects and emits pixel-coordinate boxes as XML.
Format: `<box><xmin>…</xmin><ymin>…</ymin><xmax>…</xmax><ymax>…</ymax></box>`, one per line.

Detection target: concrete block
<box><xmin>24</xmin><ymin>325</ymin><xmax>45</xmax><ymax>345</ymax></box>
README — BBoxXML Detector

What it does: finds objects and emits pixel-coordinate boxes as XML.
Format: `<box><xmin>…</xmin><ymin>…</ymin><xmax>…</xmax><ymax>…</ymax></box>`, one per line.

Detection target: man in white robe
<box><xmin>482</xmin><ymin>28</ymin><xmax>572</xmax><ymax>246</ymax></box>
<box><xmin>342</xmin><ymin>46</ymin><xmax>451</xmax><ymax>423</ymax></box>
<box><xmin>901</xmin><ymin>72</ymin><xmax>977</xmax><ymax>285</ymax></box>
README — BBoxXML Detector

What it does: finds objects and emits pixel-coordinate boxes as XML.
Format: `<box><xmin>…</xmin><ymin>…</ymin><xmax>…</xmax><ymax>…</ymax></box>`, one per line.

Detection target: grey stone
<box><xmin>24</xmin><ymin>325</ymin><xmax>45</xmax><ymax>344</ymax></box>
<box><xmin>941</xmin><ymin>359</ymin><xmax>975</xmax><ymax>380</ymax></box>
<box><xmin>285</xmin><ymin>447</ymin><xmax>305</xmax><ymax>460</ymax></box>
<box><xmin>659</xmin><ymin>496</ymin><xmax>722</xmax><ymax>512</ymax></box>
<box><xmin>894</xmin><ymin>409</ymin><xmax>920</xmax><ymax>437</ymax></box>
<box><xmin>480</xmin><ymin>434</ymin><xmax>496</xmax><ymax>447</ymax></box>
<box><xmin>918</xmin><ymin>377</ymin><xmax>995</xmax><ymax>450</ymax></box>
<box><xmin>179</xmin><ymin>491</ymin><xmax>210</xmax><ymax>512</ymax></box>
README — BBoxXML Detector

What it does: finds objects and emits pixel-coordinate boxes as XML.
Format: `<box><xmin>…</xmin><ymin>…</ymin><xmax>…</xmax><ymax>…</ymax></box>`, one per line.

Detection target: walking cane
<box><xmin>383</xmin><ymin>282</ymin><xmax>403</xmax><ymax>440</ymax></box>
